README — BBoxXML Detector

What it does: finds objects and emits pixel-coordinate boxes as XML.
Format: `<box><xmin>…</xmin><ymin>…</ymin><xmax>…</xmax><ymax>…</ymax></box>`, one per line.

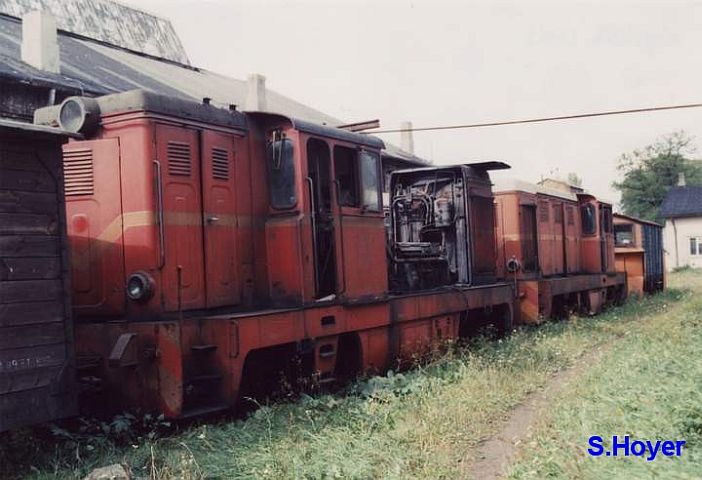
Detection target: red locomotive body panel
<box><xmin>64</xmin><ymin>138</ymin><xmax>125</xmax><ymax>316</ymax></box>
<box><xmin>495</xmin><ymin>189</ymin><xmax>539</xmax><ymax>279</ymax></box>
<box><xmin>64</xmin><ymin>109</ymin><xmax>251</xmax><ymax>318</ymax></box>
<box><xmin>39</xmin><ymin>91</ymin><xmax>514</xmax><ymax>419</ymax></box>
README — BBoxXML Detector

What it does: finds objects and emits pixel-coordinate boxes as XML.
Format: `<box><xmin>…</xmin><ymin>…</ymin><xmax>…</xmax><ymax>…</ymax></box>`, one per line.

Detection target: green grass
<box><xmin>507</xmin><ymin>270</ymin><xmax>702</xmax><ymax>480</ymax></box>
<box><xmin>1</xmin><ymin>272</ymin><xmax>698</xmax><ymax>479</ymax></box>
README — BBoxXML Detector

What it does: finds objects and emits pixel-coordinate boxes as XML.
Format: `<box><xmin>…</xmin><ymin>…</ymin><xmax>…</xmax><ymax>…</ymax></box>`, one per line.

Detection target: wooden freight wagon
<box><xmin>613</xmin><ymin>213</ymin><xmax>665</xmax><ymax>296</ymax></box>
<box><xmin>0</xmin><ymin>119</ymin><xmax>77</xmax><ymax>432</ymax></box>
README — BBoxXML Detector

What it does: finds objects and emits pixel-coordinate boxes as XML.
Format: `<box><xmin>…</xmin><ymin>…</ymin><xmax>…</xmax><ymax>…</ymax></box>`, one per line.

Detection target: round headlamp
<box><xmin>506</xmin><ymin>257</ymin><xmax>521</xmax><ymax>273</ymax></box>
<box><xmin>58</xmin><ymin>97</ymin><xmax>100</xmax><ymax>136</ymax></box>
<box><xmin>126</xmin><ymin>271</ymin><xmax>154</xmax><ymax>302</ymax></box>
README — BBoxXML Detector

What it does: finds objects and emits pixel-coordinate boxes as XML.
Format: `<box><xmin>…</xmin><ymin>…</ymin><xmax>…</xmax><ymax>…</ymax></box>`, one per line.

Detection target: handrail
<box><xmin>305</xmin><ymin>176</ymin><xmax>319</xmax><ymax>293</ymax></box>
<box><xmin>153</xmin><ymin>160</ymin><xmax>166</xmax><ymax>269</ymax></box>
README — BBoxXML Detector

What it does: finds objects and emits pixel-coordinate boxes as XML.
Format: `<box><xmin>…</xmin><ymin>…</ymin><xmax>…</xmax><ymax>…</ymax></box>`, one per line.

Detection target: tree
<box><xmin>613</xmin><ymin>131</ymin><xmax>702</xmax><ymax>221</ymax></box>
<box><xmin>567</xmin><ymin>172</ymin><xmax>583</xmax><ymax>187</ymax></box>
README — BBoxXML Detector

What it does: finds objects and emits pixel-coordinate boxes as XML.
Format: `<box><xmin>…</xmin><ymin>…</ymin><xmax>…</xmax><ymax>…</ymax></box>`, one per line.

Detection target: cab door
<box><xmin>332</xmin><ymin>146</ymin><xmax>387</xmax><ymax>299</ymax></box>
<box><xmin>306</xmin><ymin>138</ymin><xmax>337</xmax><ymax>299</ymax></box>
<box><xmin>201</xmin><ymin>131</ymin><xmax>241</xmax><ymax>308</ymax></box>
<box><xmin>599</xmin><ymin>204</ymin><xmax>614</xmax><ymax>273</ymax></box>
<box><xmin>156</xmin><ymin>124</ymin><xmax>205</xmax><ymax>311</ymax></box>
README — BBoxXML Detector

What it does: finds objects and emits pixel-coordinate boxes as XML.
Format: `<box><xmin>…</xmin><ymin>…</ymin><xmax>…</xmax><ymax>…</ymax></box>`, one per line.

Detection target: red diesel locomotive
<box><xmin>493</xmin><ymin>179</ymin><xmax>627</xmax><ymax>323</ymax></box>
<box><xmin>29</xmin><ymin>90</ymin><xmax>514</xmax><ymax>419</ymax></box>
<box><xmin>2</xmin><ymin>89</ymin><xmax>651</xmax><ymax>430</ymax></box>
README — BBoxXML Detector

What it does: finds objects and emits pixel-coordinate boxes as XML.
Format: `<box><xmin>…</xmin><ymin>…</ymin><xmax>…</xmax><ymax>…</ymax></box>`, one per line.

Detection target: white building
<box><xmin>660</xmin><ymin>177</ymin><xmax>702</xmax><ymax>271</ymax></box>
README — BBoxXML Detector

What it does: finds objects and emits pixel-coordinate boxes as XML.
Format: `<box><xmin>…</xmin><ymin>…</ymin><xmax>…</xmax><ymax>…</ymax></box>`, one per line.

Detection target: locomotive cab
<box><xmin>388</xmin><ymin>162</ymin><xmax>509</xmax><ymax>291</ymax></box>
<box><xmin>578</xmin><ymin>194</ymin><xmax>616</xmax><ymax>274</ymax></box>
<box><xmin>250</xmin><ymin>114</ymin><xmax>388</xmax><ymax>306</ymax></box>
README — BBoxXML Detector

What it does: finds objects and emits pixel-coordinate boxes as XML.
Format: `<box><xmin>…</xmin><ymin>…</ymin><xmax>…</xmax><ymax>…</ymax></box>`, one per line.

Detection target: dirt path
<box><xmin>465</xmin><ymin>343</ymin><xmax>611</xmax><ymax>480</ymax></box>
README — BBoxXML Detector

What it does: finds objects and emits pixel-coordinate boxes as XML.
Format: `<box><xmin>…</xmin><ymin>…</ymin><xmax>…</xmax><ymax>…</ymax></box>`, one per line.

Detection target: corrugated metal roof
<box><xmin>660</xmin><ymin>186</ymin><xmax>702</xmax><ymax>218</ymax></box>
<box><xmin>0</xmin><ymin>13</ymin><xmax>427</xmax><ymax>165</ymax></box>
<box><xmin>0</xmin><ymin>0</ymin><xmax>188</xmax><ymax>63</ymax></box>
<box><xmin>0</xmin><ymin>115</ymin><xmax>78</xmax><ymax>137</ymax></box>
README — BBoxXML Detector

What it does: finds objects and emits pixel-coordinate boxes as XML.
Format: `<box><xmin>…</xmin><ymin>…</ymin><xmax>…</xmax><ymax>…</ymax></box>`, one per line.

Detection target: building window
<box><xmin>690</xmin><ymin>237</ymin><xmax>702</xmax><ymax>256</ymax></box>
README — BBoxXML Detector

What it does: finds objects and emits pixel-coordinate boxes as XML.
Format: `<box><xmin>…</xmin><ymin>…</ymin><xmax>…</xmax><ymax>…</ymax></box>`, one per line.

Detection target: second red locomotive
<box><xmin>493</xmin><ymin>179</ymin><xmax>627</xmax><ymax>323</ymax></box>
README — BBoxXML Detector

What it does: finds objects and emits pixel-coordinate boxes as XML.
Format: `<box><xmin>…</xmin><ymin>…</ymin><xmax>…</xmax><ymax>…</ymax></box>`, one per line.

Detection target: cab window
<box><xmin>581</xmin><ymin>204</ymin><xmax>596</xmax><ymax>235</ymax></box>
<box><xmin>602</xmin><ymin>208</ymin><xmax>613</xmax><ymax>233</ymax></box>
<box><xmin>267</xmin><ymin>136</ymin><xmax>296</xmax><ymax>209</ymax></box>
<box><xmin>360</xmin><ymin>151</ymin><xmax>381</xmax><ymax>211</ymax></box>
<box><xmin>334</xmin><ymin>146</ymin><xmax>359</xmax><ymax>207</ymax></box>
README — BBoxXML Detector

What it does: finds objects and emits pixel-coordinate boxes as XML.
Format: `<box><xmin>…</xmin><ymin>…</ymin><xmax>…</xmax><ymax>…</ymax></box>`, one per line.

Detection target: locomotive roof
<box><xmin>493</xmin><ymin>177</ymin><xmax>579</xmax><ymax>201</ymax></box>
<box><xmin>35</xmin><ymin>90</ymin><xmax>385</xmax><ymax>149</ymax></box>
<box><xmin>246</xmin><ymin>112</ymin><xmax>385</xmax><ymax>149</ymax></box>
<box><xmin>74</xmin><ymin>89</ymin><xmax>248</xmax><ymax>130</ymax></box>
<box><xmin>289</xmin><ymin>117</ymin><xmax>385</xmax><ymax>150</ymax></box>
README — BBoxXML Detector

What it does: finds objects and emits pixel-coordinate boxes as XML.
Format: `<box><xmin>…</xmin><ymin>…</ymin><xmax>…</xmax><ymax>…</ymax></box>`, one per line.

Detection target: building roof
<box><xmin>0</xmin><ymin>0</ymin><xmax>188</xmax><ymax>63</ymax></box>
<box><xmin>660</xmin><ymin>186</ymin><xmax>702</xmax><ymax>219</ymax></box>
<box><xmin>0</xmin><ymin>116</ymin><xmax>79</xmax><ymax>139</ymax></box>
<box><xmin>613</xmin><ymin>212</ymin><xmax>663</xmax><ymax>228</ymax></box>
<box><xmin>0</xmin><ymin>12</ymin><xmax>426</xmax><ymax>165</ymax></box>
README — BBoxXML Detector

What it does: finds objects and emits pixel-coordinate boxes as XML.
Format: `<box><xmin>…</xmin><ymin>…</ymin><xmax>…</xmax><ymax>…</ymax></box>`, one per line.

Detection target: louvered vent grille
<box><xmin>554</xmin><ymin>205</ymin><xmax>563</xmax><ymax>224</ymax></box>
<box><xmin>63</xmin><ymin>148</ymin><xmax>94</xmax><ymax>196</ymax></box>
<box><xmin>167</xmin><ymin>141</ymin><xmax>192</xmax><ymax>176</ymax></box>
<box><xmin>538</xmin><ymin>201</ymin><xmax>549</xmax><ymax>222</ymax></box>
<box><xmin>212</xmin><ymin>147</ymin><xmax>230</xmax><ymax>180</ymax></box>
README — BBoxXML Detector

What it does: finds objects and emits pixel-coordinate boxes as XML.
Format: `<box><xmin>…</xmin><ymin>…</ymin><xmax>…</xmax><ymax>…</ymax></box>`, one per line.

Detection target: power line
<box><xmin>364</xmin><ymin>102</ymin><xmax>702</xmax><ymax>134</ymax></box>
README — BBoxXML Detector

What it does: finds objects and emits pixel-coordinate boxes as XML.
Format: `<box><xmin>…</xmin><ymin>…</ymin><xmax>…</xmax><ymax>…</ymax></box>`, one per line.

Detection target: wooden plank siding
<box><xmin>0</xmin><ymin>121</ymin><xmax>76</xmax><ymax>432</ymax></box>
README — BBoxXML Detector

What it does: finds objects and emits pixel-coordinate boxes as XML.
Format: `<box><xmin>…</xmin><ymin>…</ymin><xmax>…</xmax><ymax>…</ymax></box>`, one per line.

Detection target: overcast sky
<box><xmin>121</xmin><ymin>0</ymin><xmax>702</xmax><ymax>203</ymax></box>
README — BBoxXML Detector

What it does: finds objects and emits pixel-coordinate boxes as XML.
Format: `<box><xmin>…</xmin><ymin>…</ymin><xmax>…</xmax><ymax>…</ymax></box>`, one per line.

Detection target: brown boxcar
<box><xmin>614</xmin><ymin>213</ymin><xmax>665</xmax><ymax>296</ymax></box>
<box><xmin>34</xmin><ymin>91</ymin><xmax>514</xmax><ymax>419</ymax></box>
<box><xmin>0</xmin><ymin>119</ymin><xmax>77</xmax><ymax>432</ymax></box>
<box><xmin>495</xmin><ymin>180</ymin><xmax>626</xmax><ymax>323</ymax></box>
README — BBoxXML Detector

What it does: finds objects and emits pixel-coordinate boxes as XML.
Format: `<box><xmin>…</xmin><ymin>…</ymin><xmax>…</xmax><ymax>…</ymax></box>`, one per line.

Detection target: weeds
<box><xmin>1</xmin><ymin>273</ymin><xmax>697</xmax><ymax>479</ymax></box>
<box><xmin>507</xmin><ymin>270</ymin><xmax>702</xmax><ymax>479</ymax></box>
